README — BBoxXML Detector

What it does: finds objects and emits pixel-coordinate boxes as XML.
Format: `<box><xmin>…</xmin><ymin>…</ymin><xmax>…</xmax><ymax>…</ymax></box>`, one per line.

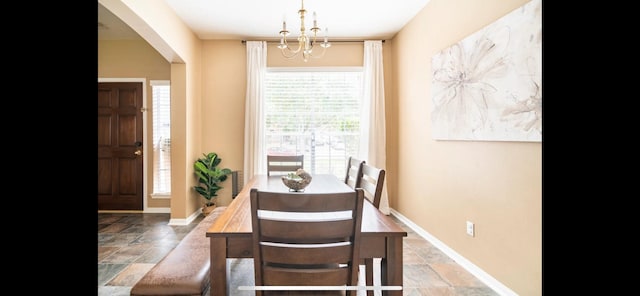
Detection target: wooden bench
<box><xmin>130</xmin><ymin>206</ymin><xmax>227</xmax><ymax>296</ymax></box>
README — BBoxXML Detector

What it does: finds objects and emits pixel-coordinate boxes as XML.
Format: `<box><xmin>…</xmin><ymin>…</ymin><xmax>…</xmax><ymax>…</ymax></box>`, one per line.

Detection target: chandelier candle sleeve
<box><xmin>324</xmin><ymin>28</ymin><xmax>328</xmax><ymax>43</ymax></box>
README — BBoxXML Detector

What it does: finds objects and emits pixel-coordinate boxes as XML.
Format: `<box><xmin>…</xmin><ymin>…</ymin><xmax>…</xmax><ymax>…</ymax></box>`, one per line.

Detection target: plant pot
<box><xmin>202</xmin><ymin>203</ymin><xmax>217</xmax><ymax>216</ymax></box>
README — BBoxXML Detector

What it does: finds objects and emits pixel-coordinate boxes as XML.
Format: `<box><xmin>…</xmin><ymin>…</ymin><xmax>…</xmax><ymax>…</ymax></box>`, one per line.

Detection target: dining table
<box><xmin>206</xmin><ymin>174</ymin><xmax>407</xmax><ymax>295</ymax></box>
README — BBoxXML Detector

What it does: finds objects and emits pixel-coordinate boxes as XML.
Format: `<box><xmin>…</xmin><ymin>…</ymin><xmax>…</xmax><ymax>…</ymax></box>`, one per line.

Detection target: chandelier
<box><xmin>278</xmin><ymin>0</ymin><xmax>331</xmax><ymax>62</ymax></box>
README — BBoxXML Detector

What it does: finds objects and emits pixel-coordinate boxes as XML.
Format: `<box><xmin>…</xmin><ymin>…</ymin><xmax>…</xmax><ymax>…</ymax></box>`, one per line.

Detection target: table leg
<box><xmin>381</xmin><ymin>237</ymin><xmax>403</xmax><ymax>296</ymax></box>
<box><xmin>365</xmin><ymin>258</ymin><xmax>374</xmax><ymax>296</ymax></box>
<box><xmin>210</xmin><ymin>237</ymin><xmax>227</xmax><ymax>296</ymax></box>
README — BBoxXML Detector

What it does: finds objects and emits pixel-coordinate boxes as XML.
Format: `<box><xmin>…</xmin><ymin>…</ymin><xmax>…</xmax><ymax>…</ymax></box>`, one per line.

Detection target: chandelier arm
<box><xmin>309</xmin><ymin>45</ymin><xmax>328</xmax><ymax>59</ymax></box>
<box><xmin>280</xmin><ymin>46</ymin><xmax>302</xmax><ymax>59</ymax></box>
<box><xmin>280</xmin><ymin>36</ymin><xmax>303</xmax><ymax>57</ymax></box>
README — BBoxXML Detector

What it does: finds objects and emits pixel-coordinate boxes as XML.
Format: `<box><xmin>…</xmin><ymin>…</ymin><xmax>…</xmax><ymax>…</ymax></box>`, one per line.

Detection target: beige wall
<box><xmin>200</xmin><ymin>40</ymin><xmax>246</xmax><ymax>207</ymax></box>
<box><xmin>99</xmin><ymin>0</ymin><xmax>540</xmax><ymax>294</ymax></box>
<box><xmin>267</xmin><ymin>42</ymin><xmax>364</xmax><ymax>67</ymax></box>
<box><xmin>97</xmin><ymin>39</ymin><xmax>171</xmax><ymax>209</ymax></box>
<box><xmin>392</xmin><ymin>0</ymin><xmax>541</xmax><ymax>295</ymax></box>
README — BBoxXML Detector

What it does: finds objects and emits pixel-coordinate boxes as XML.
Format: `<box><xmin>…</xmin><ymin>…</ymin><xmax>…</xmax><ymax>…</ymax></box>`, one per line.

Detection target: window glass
<box><xmin>264</xmin><ymin>69</ymin><xmax>363</xmax><ymax>178</ymax></box>
<box><xmin>151</xmin><ymin>80</ymin><xmax>171</xmax><ymax>194</ymax></box>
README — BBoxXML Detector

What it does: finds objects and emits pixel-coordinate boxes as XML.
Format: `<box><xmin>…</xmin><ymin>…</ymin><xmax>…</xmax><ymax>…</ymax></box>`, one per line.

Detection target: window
<box><xmin>264</xmin><ymin>68</ymin><xmax>363</xmax><ymax>179</ymax></box>
<box><xmin>151</xmin><ymin>80</ymin><xmax>171</xmax><ymax>195</ymax></box>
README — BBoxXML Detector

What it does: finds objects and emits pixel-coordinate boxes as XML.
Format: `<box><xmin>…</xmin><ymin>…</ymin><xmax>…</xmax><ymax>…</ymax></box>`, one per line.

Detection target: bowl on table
<box><xmin>281</xmin><ymin>169</ymin><xmax>312</xmax><ymax>192</ymax></box>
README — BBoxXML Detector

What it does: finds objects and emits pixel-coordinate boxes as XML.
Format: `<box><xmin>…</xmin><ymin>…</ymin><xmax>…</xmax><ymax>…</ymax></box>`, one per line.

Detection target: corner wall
<box><xmin>100</xmin><ymin>0</ymin><xmax>204</xmax><ymax>220</ymax></box>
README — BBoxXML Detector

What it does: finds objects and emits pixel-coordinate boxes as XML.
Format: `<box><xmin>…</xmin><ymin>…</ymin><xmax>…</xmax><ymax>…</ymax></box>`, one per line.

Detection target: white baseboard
<box><xmin>99</xmin><ymin>207</ymin><xmax>200</xmax><ymax>226</ymax></box>
<box><xmin>168</xmin><ymin>208</ymin><xmax>202</xmax><ymax>226</ymax></box>
<box><xmin>143</xmin><ymin>207</ymin><xmax>170</xmax><ymax>213</ymax></box>
<box><xmin>389</xmin><ymin>208</ymin><xmax>518</xmax><ymax>296</ymax></box>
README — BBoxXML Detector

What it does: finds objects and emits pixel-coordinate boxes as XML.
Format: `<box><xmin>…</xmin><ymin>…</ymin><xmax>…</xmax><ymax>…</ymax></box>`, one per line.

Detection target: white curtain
<box><xmin>243</xmin><ymin>41</ymin><xmax>267</xmax><ymax>185</ymax></box>
<box><xmin>360</xmin><ymin>40</ymin><xmax>390</xmax><ymax>215</ymax></box>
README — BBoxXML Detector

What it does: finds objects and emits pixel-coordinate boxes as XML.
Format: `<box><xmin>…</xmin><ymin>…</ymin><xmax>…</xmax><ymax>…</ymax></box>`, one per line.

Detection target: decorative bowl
<box><xmin>281</xmin><ymin>170</ymin><xmax>312</xmax><ymax>192</ymax></box>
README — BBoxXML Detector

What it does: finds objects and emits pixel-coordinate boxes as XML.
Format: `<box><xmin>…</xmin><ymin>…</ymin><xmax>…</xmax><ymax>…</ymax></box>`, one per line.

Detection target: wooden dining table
<box><xmin>206</xmin><ymin>174</ymin><xmax>407</xmax><ymax>295</ymax></box>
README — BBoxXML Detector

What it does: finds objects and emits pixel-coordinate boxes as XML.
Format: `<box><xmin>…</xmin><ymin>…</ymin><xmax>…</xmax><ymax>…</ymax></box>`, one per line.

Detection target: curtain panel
<box><xmin>243</xmin><ymin>41</ymin><xmax>267</xmax><ymax>185</ymax></box>
<box><xmin>362</xmin><ymin>40</ymin><xmax>390</xmax><ymax>215</ymax></box>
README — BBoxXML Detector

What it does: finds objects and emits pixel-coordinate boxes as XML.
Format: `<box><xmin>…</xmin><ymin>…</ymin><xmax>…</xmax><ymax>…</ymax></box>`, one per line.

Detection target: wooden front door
<box><xmin>98</xmin><ymin>82</ymin><xmax>144</xmax><ymax>210</ymax></box>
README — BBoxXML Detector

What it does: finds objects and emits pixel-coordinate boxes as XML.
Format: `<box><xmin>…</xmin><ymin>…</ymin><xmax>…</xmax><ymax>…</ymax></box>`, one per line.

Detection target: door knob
<box><xmin>134</xmin><ymin>150</ymin><xmax>142</xmax><ymax>155</ymax></box>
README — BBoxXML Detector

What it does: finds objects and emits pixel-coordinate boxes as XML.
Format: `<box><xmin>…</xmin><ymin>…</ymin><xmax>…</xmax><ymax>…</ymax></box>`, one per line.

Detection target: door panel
<box><xmin>98</xmin><ymin>82</ymin><xmax>144</xmax><ymax>210</ymax></box>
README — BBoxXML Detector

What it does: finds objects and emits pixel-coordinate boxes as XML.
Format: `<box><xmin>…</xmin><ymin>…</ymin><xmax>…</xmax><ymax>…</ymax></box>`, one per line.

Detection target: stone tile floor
<box><xmin>98</xmin><ymin>212</ymin><xmax>499</xmax><ymax>296</ymax></box>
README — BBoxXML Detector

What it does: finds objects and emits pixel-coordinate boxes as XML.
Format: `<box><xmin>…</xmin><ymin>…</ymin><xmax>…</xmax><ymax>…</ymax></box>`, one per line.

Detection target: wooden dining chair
<box><xmin>266</xmin><ymin>155</ymin><xmax>304</xmax><ymax>176</ymax></box>
<box><xmin>250</xmin><ymin>188</ymin><xmax>365</xmax><ymax>296</ymax></box>
<box><xmin>358</xmin><ymin>163</ymin><xmax>386</xmax><ymax>296</ymax></box>
<box><xmin>344</xmin><ymin>156</ymin><xmax>365</xmax><ymax>189</ymax></box>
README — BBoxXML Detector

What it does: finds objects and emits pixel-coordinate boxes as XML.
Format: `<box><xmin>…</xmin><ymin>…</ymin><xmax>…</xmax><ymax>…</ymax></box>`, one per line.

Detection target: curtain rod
<box><xmin>241</xmin><ymin>40</ymin><xmax>385</xmax><ymax>44</ymax></box>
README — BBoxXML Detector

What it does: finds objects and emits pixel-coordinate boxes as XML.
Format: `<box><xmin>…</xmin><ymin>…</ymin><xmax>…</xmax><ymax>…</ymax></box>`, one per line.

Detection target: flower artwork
<box><xmin>431</xmin><ymin>0</ymin><xmax>541</xmax><ymax>142</ymax></box>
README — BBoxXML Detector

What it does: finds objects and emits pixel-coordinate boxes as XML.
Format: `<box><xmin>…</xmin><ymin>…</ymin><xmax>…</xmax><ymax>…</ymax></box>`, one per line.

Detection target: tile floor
<box><xmin>98</xmin><ymin>212</ymin><xmax>499</xmax><ymax>296</ymax></box>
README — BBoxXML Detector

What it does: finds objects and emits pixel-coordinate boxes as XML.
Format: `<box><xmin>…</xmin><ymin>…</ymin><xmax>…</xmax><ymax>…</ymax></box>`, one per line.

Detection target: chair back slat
<box><xmin>263</xmin><ymin>266</ymin><xmax>350</xmax><ymax>286</ymax></box>
<box><xmin>259</xmin><ymin>219</ymin><xmax>355</xmax><ymax>241</ymax></box>
<box><xmin>344</xmin><ymin>157</ymin><xmax>365</xmax><ymax>189</ymax></box>
<box><xmin>255</xmin><ymin>191</ymin><xmax>356</xmax><ymax>212</ymax></box>
<box><xmin>267</xmin><ymin>155</ymin><xmax>304</xmax><ymax>176</ymax></box>
<box><xmin>359</xmin><ymin>163</ymin><xmax>385</xmax><ymax>209</ymax></box>
<box><xmin>261</xmin><ymin>243</ymin><xmax>353</xmax><ymax>265</ymax></box>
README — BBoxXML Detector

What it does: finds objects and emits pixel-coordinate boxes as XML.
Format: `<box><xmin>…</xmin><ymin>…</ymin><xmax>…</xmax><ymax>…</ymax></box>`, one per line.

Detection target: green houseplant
<box><xmin>193</xmin><ymin>152</ymin><xmax>233</xmax><ymax>215</ymax></box>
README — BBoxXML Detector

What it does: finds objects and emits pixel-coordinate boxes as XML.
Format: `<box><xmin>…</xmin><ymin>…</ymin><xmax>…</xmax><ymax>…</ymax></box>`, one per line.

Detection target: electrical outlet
<box><xmin>466</xmin><ymin>221</ymin><xmax>475</xmax><ymax>237</ymax></box>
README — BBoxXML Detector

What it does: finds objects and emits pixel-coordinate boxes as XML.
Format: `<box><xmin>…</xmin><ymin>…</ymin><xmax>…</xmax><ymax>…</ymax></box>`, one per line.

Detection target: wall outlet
<box><xmin>466</xmin><ymin>221</ymin><xmax>475</xmax><ymax>237</ymax></box>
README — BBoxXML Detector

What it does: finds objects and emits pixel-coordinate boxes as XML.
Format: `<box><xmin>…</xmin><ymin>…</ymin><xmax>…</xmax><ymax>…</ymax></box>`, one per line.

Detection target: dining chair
<box><xmin>358</xmin><ymin>163</ymin><xmax>386</xmax><ymax>296</ymax></box>
<box><xmin>250</xmin><ymin>188</ymin><xmax>365</xmax><ymax>296</ymax></box>
<box><xmin>266</xmin><ymin>155</ymin><xmax>304</xmax><ymax>176</ymax></box>
<box><xmin>344</xmin><ymin>156</ymin><xmax>365</xmax><ymax>190</ymax></box>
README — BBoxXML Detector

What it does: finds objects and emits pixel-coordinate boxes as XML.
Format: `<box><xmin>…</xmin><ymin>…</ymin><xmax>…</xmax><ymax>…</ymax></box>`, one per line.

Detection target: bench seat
<box><xmin>130</xmin><ymin>206</ymin><xmax>227</xmax><ymax>296</ymax></box>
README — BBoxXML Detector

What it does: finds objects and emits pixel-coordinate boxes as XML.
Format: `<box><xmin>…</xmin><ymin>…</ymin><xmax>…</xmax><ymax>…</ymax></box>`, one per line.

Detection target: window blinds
<box><xmin>151</xmin><ymin>80</ymin><xmax>171</xmax><ymax>194</ymax></box>
<box><xmin>264</xmin><ymin>70</ymin><xmax>363</xmax><ymax>178</ymax></box>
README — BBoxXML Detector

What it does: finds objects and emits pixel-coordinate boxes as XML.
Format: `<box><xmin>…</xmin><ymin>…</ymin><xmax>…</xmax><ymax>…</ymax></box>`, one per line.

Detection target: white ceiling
<box><xmin>98</xmin><ymin>0</ymin><xmax>431</xmax><ymax>41</ymax></box>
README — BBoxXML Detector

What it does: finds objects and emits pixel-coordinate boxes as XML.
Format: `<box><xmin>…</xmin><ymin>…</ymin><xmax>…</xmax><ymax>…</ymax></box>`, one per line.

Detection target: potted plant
<box><xmin>193</xmin><ymin>152</ymin><xmax>233</xmax><ymax>216</ymax></box>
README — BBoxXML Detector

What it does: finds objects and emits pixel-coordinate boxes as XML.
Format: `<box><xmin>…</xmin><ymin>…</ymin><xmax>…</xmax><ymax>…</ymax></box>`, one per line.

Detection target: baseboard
<box><xmin>97</xmin><ymin>210</ymin><xmax>143</xmax><ymax>214</ymax></box>
<box><xmin>143</xmin><ymin>207</ymin><xmax>170</xmax><ymax>213</ymax></box>
<box><xmin>168</xmin><ymin>208</ymin><xmax>202</xmax><ymax>226</ymax></box>
<box><xmin>389</xmin><ymin>208</ymin><xmax>519</xmax><ymax>296</ymax></box>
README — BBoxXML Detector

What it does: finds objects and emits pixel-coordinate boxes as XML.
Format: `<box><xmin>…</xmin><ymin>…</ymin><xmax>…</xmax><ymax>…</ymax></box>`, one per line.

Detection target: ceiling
<box><xmin>98</xmin><ymin>0</ymin><xmax>431</xmax><ymax>41</ymax></box>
